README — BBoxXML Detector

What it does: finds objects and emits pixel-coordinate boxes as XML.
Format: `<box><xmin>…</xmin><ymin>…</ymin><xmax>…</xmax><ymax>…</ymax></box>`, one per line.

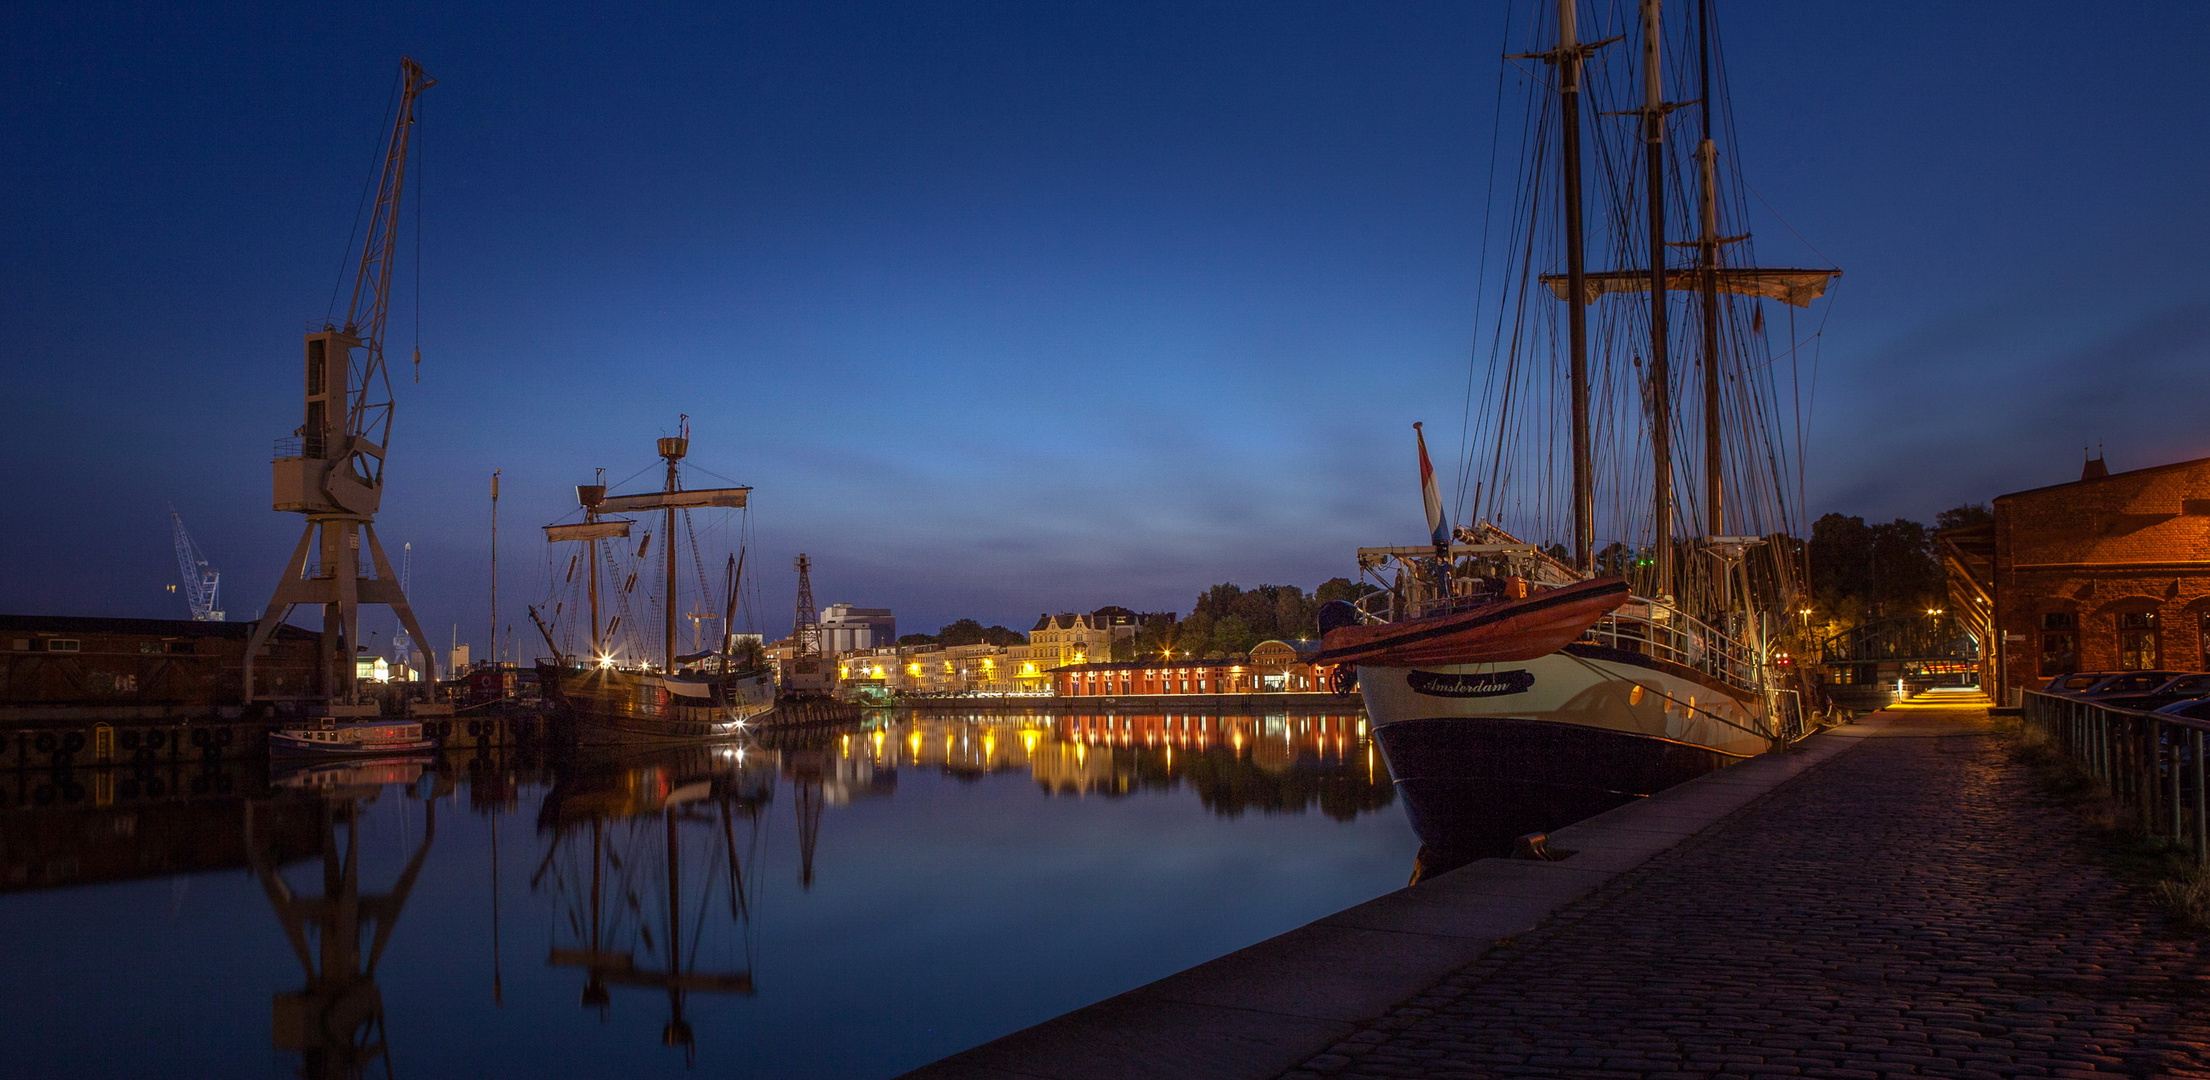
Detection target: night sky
<box><xmin>4</xmin><ymin>1</ymin><xmax>2206</xmax><ymax>655</ymax></box>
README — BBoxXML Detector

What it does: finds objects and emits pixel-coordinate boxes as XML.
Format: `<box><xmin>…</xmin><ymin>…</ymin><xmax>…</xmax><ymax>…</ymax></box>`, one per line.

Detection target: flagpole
<box><xmin>1414</xmin><ymin>423</ymin><xmax>1451</xmax><ymax>600</ymax></box>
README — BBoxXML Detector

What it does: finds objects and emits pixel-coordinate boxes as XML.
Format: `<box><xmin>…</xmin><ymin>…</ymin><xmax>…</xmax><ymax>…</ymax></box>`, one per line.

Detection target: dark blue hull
<box><xmin>1373</xmin><ymin>715</ymin><xmax>1742</xmax><ymax>867</ymax></box>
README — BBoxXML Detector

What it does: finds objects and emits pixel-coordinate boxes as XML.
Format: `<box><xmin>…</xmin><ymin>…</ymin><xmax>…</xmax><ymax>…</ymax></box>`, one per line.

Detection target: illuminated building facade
<box><xmin>1050</xmin><ymin>639</ymin><xmax>1336</xmax><ymax>697</ymax></box>
<box><xmin>1949</xmin><ymin>454</ymin><xmax>2210</xmax><ymax>703</ymax></box>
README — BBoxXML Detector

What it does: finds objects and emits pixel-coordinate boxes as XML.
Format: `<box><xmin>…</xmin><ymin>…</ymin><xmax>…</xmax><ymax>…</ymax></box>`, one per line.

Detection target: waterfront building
<box><xmin>818</xmin><ymin>604</ymin><xmax>895</xmax><ymax>655</ymax></box>
<box><xmin>1029</xmin><ymin>612</ymin><xmax>1115</xmax><ymax>669</ymax></box>
<box><xmin>836</xmin><ymin>643</ymin><xmax>1020</xmax><ymax>695</ymax></box>
<box><xmin>1048</xmin><ymin>638</ymin><xmax>1339</xmax><ymax>697</ymax></box>
<box><xmin>1944</xmin><ymin>453</ymin><xmax>2210</xmax><ymax>703</ymax></box>
<box><xmin>1247</xmin><ymin>638</ymin><xmax>1329</xmax><ymax>691</ymax></box>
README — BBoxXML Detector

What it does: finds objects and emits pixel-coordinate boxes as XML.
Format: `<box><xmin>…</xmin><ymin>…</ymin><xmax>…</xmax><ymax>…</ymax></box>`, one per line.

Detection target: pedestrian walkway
<box><xmin>1283</xmin><ymin>697</ymin><xmax>2210</xmax><ymax>1079</ymax></box>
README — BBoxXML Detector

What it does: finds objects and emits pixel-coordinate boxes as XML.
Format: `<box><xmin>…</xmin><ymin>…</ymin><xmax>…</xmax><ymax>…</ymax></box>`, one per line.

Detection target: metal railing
<box><xmin>272</xmin><ymin>435</ymin><xmax>327</xmax><ymax>460</ymax></box>
<box><xmin>2022</xmin><ymin>690</ymin><xmax>2210</xmax><ymax>864</ymax></box>
<box><xmin>1580</xmin><ymin>605</ymin><xmax>1759</xmax><ymax>689</ymax></box>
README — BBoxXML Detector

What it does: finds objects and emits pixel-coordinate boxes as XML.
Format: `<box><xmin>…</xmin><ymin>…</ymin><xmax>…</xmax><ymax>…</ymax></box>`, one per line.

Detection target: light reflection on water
<box><xmin>0</xmin><ymin>709</ymin><xmax>1410</xmax><ymax>1080</ymax></box>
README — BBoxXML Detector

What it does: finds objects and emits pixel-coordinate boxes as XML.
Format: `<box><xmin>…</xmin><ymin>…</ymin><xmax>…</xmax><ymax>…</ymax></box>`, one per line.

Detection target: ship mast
<box><xmin>1696</xmin><ymin>0</ymin><xmax>1724</xmax><ymax>540</ymax></box>
<box><xmin>1641</xmin><ymin>0</ymin><xmax>1674</xmax><ymax>599</ymax></box>
<box><xmin>659</xmin><ymin>418</ymin><xmax>690</xmax><ymax>674</ymax></box>
<box><xmin>582</xmin><ymin>473</ymin><xmax>606</xmax><ymax>658</ymax></box>
<box><xmin>1561</xmin><ymin>0</ymin><xmax>1596</xmax><ymax>575</ymax></box>
<box><xmin>1509</xmin><ymin>0</ymin><xmax>1612</xmax><ymax>575</ymax></box>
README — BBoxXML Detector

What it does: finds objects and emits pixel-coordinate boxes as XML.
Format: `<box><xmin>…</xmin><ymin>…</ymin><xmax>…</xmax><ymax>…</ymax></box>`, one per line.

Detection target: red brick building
<box><xmin>1952</xmin><ymin>455</ymin><xmax>2210</xmax><ymax>703</ymax></box>
<box><xmin>1050</xmin><ymin>639</ymin><xmax>1339</xmax><ymax>697</ymax></box>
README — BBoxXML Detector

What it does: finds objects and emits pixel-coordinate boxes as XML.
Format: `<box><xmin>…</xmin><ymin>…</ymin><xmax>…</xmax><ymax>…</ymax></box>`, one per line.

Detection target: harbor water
<box><xmin>0</xmin><ymin>707</ymin><xmax>1411</xmax><ymax>1079</ymax></box>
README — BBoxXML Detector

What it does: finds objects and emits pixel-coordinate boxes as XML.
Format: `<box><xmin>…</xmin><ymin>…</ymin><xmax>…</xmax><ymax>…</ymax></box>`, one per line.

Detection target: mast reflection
<box><xmin>535</xmin><ymin>744</ymin><xmax>768</xmax><ymax>1062</ymax></box>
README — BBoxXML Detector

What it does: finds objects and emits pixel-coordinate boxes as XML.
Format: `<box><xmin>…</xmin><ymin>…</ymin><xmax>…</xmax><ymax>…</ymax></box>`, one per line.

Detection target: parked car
<box><xmin>2045</xmin><ymin>670</ymin><xmax>2189</xmax><ymax>698</ymax></box>
<box><xmin>2043</xmin><ymin>671</ymin><xmax>2122</xmax><ymax>693</ymax></box>
<box><xmin>2151</xmin><ymin>697</ymin><xmax>2210</xmax><ymax>722</ymax></box>
<box><xmin>2092</xmin><ymin>672</ymin><xmax>2210</xmax><ymax>711</ymax></box>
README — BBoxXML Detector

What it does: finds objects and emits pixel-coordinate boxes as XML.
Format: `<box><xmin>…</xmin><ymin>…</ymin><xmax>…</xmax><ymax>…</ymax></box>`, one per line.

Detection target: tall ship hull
<box><xmin>539</xmin><ymin>664</ymin><xmax>777</xmax><ymax>745</ymax></box>
<box><xmin>1355</xmin><ymin>639</ymin><xmax>1769</xmax><ymax>861</ymax></box>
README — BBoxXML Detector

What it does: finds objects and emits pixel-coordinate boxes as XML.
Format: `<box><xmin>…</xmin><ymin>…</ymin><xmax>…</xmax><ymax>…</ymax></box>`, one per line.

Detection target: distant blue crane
<box><xmin>169</xmin><ymin>508</ymin><xmax>225</xmax><ymax>621</ymax></box>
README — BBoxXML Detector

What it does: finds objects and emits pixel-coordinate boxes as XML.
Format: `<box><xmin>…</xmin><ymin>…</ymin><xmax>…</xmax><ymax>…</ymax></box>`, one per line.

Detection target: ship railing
<box><xmin>1580</xmin><ymin>607</ymin><xmax>1758</xmax><ymax>689</ymax></box>
<box><xmin>2021</xmin><ymin>689</ymin><xmax>2210</xmax><ymax>865</ymax></box>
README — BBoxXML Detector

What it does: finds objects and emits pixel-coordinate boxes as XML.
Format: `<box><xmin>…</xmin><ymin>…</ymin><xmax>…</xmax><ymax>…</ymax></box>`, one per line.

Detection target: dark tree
<box><xmin>932</xmin><ymin>619</ymin><xmax>1026</xmax><ymax>647</ymax></box>
<box><xmin>1935</xmin><ymin>502</ymin><xmax>1993</xmax><ymax>530</ymax></box>
<box><xmin>1808</xmin><ymin>513</ymin><xmax>1944</xmax><ymax>625</ymax></box>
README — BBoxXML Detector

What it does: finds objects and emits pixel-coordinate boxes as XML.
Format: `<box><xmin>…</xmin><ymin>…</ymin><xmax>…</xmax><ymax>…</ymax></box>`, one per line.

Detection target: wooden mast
<box><xmin>1696</xmin><ymin>0</ymin><xmax>1724</xmax><ymax>540</ymax></box>
<box><xmin>1510</xmin><ymin>1</ymin><xmax>1612</xmax><ymax>575</ymax></box>
<box><xmin>659</xmin><ymin>427</ymin><xmax>686</xmax><ymax>674</ymax></box>
<box><xmin>1640</xmin><ymin>0</ymin><xmax>1674</xmax><ymax>599</ymax></box>
<box><xmin>581</xmin><ymin>473</ymin><xmax>606</xmax><ymax>659</ymax></box>
<box><xmin>1561</xmin><ymin>0</ymin><xmax>1595</xmax><ymax>575</ymax></box>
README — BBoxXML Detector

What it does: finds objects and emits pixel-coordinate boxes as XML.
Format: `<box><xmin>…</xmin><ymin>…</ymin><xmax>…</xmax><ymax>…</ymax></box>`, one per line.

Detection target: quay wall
<box><xmin>0</xmin><ymin>709</ymin><xmax>548</xmax><ymax>771</ymax></box>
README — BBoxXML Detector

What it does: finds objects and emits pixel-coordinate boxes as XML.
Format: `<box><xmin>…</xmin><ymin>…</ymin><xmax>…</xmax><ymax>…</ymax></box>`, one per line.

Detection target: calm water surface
<box><xmin>0</xmin><ymin>708</ymin><xmax>1411</xmax><ymax>1079</ymax></box>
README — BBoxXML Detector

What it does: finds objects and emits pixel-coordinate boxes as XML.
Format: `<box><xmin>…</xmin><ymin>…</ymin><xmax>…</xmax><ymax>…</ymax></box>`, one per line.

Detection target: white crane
<box><xmin>244</xmin><ymin>58</ymin><xmax>438</xmax><ymax>709</ymax></box>
<box><xmin>168</xmin><ymin>508</ymin><xmax>224</xmax><ymax>621</ymax></box>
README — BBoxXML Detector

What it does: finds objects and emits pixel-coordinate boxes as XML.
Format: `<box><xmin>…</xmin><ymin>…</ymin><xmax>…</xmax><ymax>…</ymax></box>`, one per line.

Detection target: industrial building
<box><xmin>0</xmin><ymin>615</ymin><xmax>324</xmax><ymax>717</ymax></box>
<box><xmin>1945</xmin><ymin>453</ymin><xmax>2210</xmax><ymax>704</ymax></box>
<box><xmin>818</xmin><ymin>604</ymin><xmax>896</xmax><ymax>654</ymax></box>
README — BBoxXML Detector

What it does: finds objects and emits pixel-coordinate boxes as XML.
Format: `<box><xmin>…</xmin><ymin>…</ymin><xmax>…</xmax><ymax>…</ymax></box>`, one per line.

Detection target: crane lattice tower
<box><xmin>244</xmin><ymin>58</ymin><xmax>439</xmax><ymax>709</ymax></box>
<box><xmin>792</xmin><ymin>554</ymin><xmax>820</xmax><ymax>658</ymax></box>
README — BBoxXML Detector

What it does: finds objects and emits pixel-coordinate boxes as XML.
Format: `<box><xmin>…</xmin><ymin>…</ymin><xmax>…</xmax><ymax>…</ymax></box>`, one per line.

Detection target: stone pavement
<box><xmin>1282</xmin><ymin>703</ymin><xmax>2210</xmax><ymax>1080</ymax></box>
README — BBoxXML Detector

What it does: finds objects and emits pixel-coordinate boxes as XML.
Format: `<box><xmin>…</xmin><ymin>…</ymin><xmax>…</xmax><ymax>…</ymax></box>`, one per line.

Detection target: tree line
<box><xmin>1804</xmin><ymin>502</ymin><xmax>1989</xmax><ymax>635</ymax></box>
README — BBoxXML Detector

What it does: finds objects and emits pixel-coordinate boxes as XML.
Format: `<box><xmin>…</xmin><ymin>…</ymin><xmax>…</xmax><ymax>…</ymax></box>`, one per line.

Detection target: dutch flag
<box><xmin>1414</xmin><ymin>422</ymin><xmax>1448</xmax><ymax>550</ymax></box>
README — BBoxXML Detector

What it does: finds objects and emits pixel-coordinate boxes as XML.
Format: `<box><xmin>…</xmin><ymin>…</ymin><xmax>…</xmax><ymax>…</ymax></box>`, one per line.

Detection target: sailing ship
<box><xmin>535</xmin><ymin>420</ymin><xmax>778</xmax><ymax>744</ymax></box>
<box><xmin>1324</xmin><ymin>0</ymin><xmax>1837</xmax><ymax>862</ymax></box>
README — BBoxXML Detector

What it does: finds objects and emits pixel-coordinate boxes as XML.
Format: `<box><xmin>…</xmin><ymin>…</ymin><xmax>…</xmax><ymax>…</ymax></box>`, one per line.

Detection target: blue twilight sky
<box><xmin>3</xmin><ymin>0</ymin><xmax>2207</xmax><ymax>653</ymax></box>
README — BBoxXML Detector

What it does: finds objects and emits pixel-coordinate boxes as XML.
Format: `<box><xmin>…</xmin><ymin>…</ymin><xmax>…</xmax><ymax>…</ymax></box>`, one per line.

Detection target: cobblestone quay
<box><xmin>1286</xmin><ymin>704</ymin><xmax>2210</xmax><ymax>1080</ymax></box>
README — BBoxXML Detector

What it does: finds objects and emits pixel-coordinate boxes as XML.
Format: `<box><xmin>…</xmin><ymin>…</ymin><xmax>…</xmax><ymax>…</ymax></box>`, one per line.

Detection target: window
<box><xmin>2037</xmin><ymin>611</ymin><xmax>2077</xmax><ymax>677</ymax></box>
<box><xmin>46</xmin><ymin>639</ymin><xmax>80</xmax><ymax>653</ymax></box>
<box><xmin>2118</xmin><ymin>611</ymin><xmax>2159</xmax><ymax>671</ymax></box>
<box><xmin>2201</xmin><ymin>611</ymin><xmax>2210</xmax><ymax>671</ymax></box>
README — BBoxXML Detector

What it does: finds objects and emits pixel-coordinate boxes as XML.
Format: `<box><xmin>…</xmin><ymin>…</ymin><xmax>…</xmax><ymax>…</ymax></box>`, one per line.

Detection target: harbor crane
<box><xmin>244</xmin><ymin>58</ymin><xmax>439</xmax><ymax>711</ymax></box>
<box><xmin>168</xmin><ymin>508</ymin><xmax>225</xmax><ymax>621</ymax></box>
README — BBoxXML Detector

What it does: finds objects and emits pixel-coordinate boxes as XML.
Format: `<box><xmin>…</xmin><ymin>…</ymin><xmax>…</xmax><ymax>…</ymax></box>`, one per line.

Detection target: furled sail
<box><xmin>1540</xmin><ymin>268</ymin><xmax>1840</xmax><ymax>307</ymax></box>
<box><xmin>595</xmin><ymin>486</ymin><xmax>751</xmax><ymax>513</ymax></box>
<box><xmin>545</xmin><ymin>520</ymin><xmax>634</xmax><ymax>543</ymax></box>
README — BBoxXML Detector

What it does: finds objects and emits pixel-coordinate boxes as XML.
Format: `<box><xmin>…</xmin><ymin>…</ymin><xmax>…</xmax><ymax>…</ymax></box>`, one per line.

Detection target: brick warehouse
<box><xmin>1945</xmin><ymin>454</ymin><xmax>2210</xmax><ymax>704</ymax></box>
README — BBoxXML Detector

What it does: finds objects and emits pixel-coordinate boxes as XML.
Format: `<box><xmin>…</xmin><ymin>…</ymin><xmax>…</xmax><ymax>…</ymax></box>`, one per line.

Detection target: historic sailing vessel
<box><xmin>535</xmin><ymin>421</ymin><xmax>778</xmax><ymax>744</ymax></box>
<box><xmin>1325</xmin><ymin>0</ymin><xmax>1838</xmax><ymax>861</ymax></box>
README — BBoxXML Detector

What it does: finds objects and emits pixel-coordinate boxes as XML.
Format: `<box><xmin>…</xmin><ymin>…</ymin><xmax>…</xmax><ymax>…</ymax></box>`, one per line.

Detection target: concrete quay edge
<box><xmin>894</xmin><ymin>712</ymin><xmax>1901</xmax><ymax>1080</ymax></box>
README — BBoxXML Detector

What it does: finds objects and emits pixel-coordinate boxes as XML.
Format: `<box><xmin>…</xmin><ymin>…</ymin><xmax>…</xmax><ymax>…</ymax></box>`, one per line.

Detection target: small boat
<box><xmin>535</xmin><ymin>420</ymin><xmax>782</xmax><ymax>744</ymax></box>
<box><xmin>269</xmin><ymin>720</ymin><xmax>438</xmax><ymax>757</ymax></box>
